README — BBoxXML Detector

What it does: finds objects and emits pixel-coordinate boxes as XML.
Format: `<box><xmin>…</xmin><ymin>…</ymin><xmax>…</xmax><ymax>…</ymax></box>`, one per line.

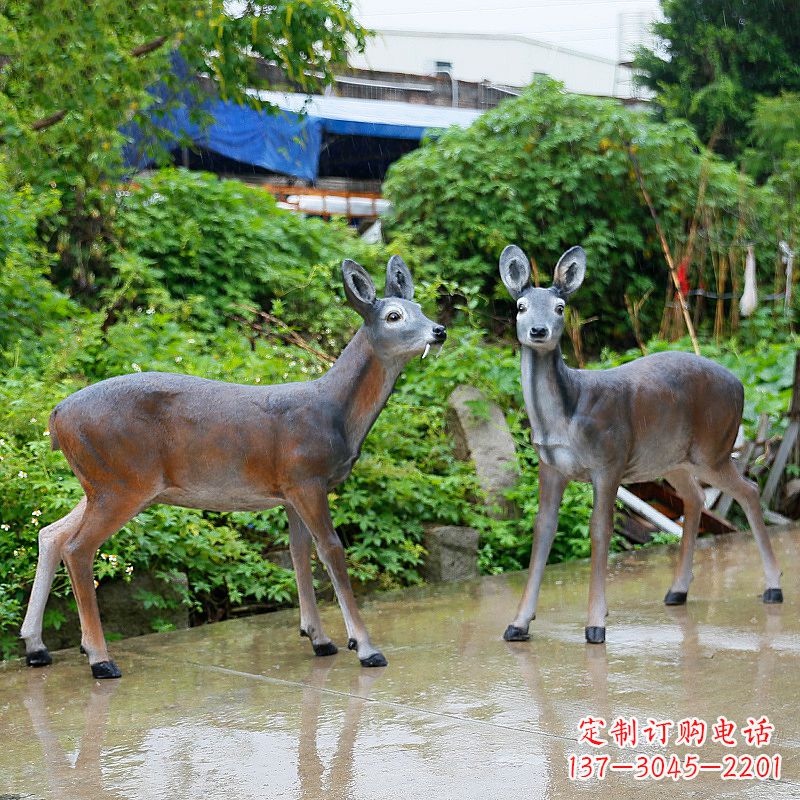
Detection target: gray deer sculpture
<box><xmin>21</xmin><ymin>256</ymin><xmax>446</xmax><ymax>677</ymax></box>
<box><xmin>498</xmin><ymin>244</ymin><xmax>783</xmax><ymax>645</ymax></box>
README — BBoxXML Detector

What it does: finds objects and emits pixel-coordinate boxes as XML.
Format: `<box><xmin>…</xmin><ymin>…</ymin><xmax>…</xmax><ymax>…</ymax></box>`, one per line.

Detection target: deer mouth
<box><xmin>421</xmin><ymin>342</ymin><xmax>445</xmax><ymax>359</ymax></box>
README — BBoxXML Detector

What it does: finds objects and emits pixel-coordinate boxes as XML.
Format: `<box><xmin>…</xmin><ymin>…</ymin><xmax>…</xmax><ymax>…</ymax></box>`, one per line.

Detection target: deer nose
<box><xmin>529</xmin><ymin>326</ymin><xmax>548</xmax><ymax>339</ymax></box>
<box><xmin>432</xmin><ymin>325</ymin><xmax>447</xmax><ymax>341</ymax></box>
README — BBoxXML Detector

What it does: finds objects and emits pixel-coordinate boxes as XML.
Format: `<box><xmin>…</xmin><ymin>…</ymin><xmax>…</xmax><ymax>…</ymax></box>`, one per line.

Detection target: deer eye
<box><xmin>517</xmin><ymin>301</ymin><xmax>527</xmax><ymax>313</ymax></box>
<box><xmin>386</xmin><ymin>311</ymin><xmax>402</xmax><ymax>323</ymax></box>
<box><xmin>555</xmin><ymin>304</ymin><xmax>565</xmax><ymax>316</ymax></box>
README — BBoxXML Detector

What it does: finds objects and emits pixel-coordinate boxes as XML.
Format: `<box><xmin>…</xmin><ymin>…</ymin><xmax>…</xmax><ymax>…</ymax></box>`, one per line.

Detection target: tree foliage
<box><xmin>384</xmin><ymin>78</ymin><xmax>769</xmax><ymax>350</ymax></box>
<box><xmin>116</xmin><ymin>169</ymin><xmax>409</xmax><ymax>336</ymax></box>
<box><xmin>0</xmin><ymin>0</ymin><xmax>366</xmax><ymax>291</ymax></box>
<box><xmin>634</xmin><ymin>0</ymin><xmax>800</xmax><ymax>158</ymax></box>
<box><xmin>743</xmin><ymin>93</ymin><xmax>800</xmax><ymax>251</ymax></box>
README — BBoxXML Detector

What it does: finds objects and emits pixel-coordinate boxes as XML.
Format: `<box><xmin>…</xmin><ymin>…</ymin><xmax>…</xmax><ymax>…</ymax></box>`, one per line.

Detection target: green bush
<box><xmin>384</xmin><ymin>78</ymin><xmax>772</xmax><ymax>351</ymax></box>
<box><xmin>0</xmin><ymin>166</ymin><xmax>77</xmax><ymax>364</ymax></box>
<box><xmin>117</xmin><ymin>168</ymin><xmax>430</xmax><ymax>339</ymax></box>
<box><xmin>1</xmin><ymin>158</ymin><xmax>796</xmax><ymax>663</ymax></box>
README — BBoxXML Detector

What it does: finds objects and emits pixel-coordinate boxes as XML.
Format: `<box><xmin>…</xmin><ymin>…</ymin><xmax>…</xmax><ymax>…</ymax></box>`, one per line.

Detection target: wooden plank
<box><xmin>616</xmin><ymin>511</ymin><xmax>655</xmax><ymax>545</ymax></box>
<box><xmin>790</xmin><ymin>350</ymin><xmax>800</xmax><ymax>419</ymax></box>
<box><xmin>762</xmin><ymin>418</ymin><xmax>800</xmax><ymax>507</ymax></box>
<box><xmin>627</xmin><ymin>481</ymin><xmax>737</xmax><ymax>534</ymax></box>
<box><xmin>617</xmin><ymin>487</ymin><xmax>684</xmax><ymax>537</ymax></box>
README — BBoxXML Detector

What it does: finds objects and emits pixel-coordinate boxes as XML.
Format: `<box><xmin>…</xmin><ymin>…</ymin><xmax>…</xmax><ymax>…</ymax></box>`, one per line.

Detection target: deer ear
<box><xmin>553</xmin><ymin>246</ymin><xmax>586</xmax><ymax>296</ymax></box>
<box><xmin>342</xmin><ymin>259</ymin><xmax>377</xmax><ymax>317</ymax></box>
<box><xmin>385</xmin><ymin>255</ymin><xmax>414</xmax><ymax>300</ymax></box>
<box><xmin>499</xmin><ymin>245</ymin><xmax>531</xmax><ymax>299</ymax></box>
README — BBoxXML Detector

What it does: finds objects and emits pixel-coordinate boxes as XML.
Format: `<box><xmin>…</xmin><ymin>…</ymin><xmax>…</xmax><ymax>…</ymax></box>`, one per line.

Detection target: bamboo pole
<box><xmin>626</xmin><ymin>145</ymin><xmax>701</xmax><ymax>356</ymax></box>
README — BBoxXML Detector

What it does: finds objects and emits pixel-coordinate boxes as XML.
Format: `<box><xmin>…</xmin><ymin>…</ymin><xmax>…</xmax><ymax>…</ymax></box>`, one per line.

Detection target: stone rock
<box><xmin>42</xmin><ymin>570</ymin><xmax>189</xmax><ymax>651</ymax></box>
<box><xmin>446</xmin><ymin>385</ymin><xmax>520</xmax><ymax>518</ymax></box>
<box><xmin>422</xmin><ymin>525</ymin><xmax>480</xmax><ymax>583</ymax></box>
<box><xmin>782</xmin><ymin>477</ymin><xmax>800</xmax><ymax>519</ymax></box>
<box><xmin>266</xmin><ymin>549</ymin><xmax>295</xmax><ymax>571</ymax></box>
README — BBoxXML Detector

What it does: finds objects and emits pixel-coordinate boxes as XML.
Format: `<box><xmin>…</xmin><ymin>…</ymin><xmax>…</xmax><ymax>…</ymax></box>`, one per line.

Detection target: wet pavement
<box><xmin>2</xmin><ymin>528</ymin><xmax>800</xmax><ymax>799</ymax></box>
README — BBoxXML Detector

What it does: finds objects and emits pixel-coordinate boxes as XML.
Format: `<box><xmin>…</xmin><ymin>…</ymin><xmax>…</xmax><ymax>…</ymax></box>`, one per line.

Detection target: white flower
<box><xmin>125</xmin><ymin>565</ymin><xmax>134</xmax><ymax>575</ymax></box>
<box><xmin>187</xmin><ymin>338</ymin><xmax>196</xmax><ymax>344</ymax></box>
<box><xmin>43</xmin><ymin>430</ymin><xmax>50</xmax><ymax>437</ymax></box>
<box><xmin>146</xmin><ymin>307</ymin><xmax>156</xmax><ymax>315</ymax></box>
<box><xmin>1</xmin><ymin>524</ymin><xmax>10</xmax><ymax>531</ymax></box>
<box><xmin>17</xmin><ymin>471</ymin><xmax>27</xmax><ymax>478</ymax></box>
<box><xmin>175</xmin><ymin>356</ymin><xmax>183</xmax><ymax>363</ymax></box>
<box><xmin>32</xmin><ymin>509</ymin><xmax>41</xmax><ymax>517</ymax></box>
<box><xmin>30</xmin><ymin>417</ymin><xmax>37</xmax><ymax>423</ymax></box>
<box><xmin>131</xmin><ymin>363</ymin><xmax>142</xmax><ymax>372</ymax></box>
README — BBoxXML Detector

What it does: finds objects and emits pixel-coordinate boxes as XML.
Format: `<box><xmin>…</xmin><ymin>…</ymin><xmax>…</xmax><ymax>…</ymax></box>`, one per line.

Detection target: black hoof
<box><xmin>664</xmin><ymin>590</ymin><xmax>688</xmax><ymax>606</ymax></box>
<box><xmin>313</xmin><ymin>641</ymin><xmax>338</xmax><ymax>657</ymax></box>
<box><xmin>763</xmin><ymin>587</ymin><xmax>784</xmax><ymax>604</ymax></box>
<box><xmin>347</xmin><ymin>637</ymin><xmax>358</xmax><ymax>651</ymax></box>
<box><xmin>360</xmin><ymin>652</ymin><xmax>388</xmax><ymax>668</ymax></box>
<box><xmin>91</xmin><ymin>660</ymin><xmax>122</xmax><ymax>679</ymax></box>
<box><xmin>585</xmin><ymin>626</ymin><xmax>606</xmax><ymax>644</ymax></box>
<box><xmin>25</xmin><ymin>648</ymin><xmax>52</xmax><ymax>668</ymax></box>
<box><xmin>503</xmin><ymin>625</ymin><xmax>530</xmax><ymax>642</ymax></box>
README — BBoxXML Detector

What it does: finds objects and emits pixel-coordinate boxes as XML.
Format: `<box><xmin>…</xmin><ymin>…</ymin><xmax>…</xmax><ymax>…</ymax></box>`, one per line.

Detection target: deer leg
<box><xmin>504</xmin><ymin>462</ymin><xmax>568</xmax><ymax>641</ymax></box>
<box><xmin>21</xmin><ymin>497</ymin><xmax>87</xmax><ymax>666</ymax></box>
<box><xmin>287</xmin><ymin>507</ymin><xmax>338</xmax><ymax>657</ymax></box>
<box><xmin>585</xmin><ymin>476</ymin><xmax>618</xmax><ymax>644</ymax></box>
<box><xmin>286</xmin><ymin>483</ymin><xmax>386</xmax><ymax>667</ymax></box>
<box><xmin>663</xmin><ymin>470</ymin><xmax>704</xmax><ymax>605</ymax></box>
<box><xmin>703</xmin><ymin>459</ymin><xmax>783</xmax><ymax>601</ymax></box>
<box><xmin>61</xmin><ymin>495</ymin><xmax>144</xmax><ymax>678</ymax></box>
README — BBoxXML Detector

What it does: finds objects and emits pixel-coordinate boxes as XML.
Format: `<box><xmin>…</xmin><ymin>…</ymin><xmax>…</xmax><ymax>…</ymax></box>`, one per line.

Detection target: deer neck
<box><xmin>520</xmin><ymin>344</ymin><xmax>579</xmax><ymax>447</ymax></box>
<box><xmin>323</xmin><ymin>327</ymin><xmax>401</xmax><ymax>454</ymax></box>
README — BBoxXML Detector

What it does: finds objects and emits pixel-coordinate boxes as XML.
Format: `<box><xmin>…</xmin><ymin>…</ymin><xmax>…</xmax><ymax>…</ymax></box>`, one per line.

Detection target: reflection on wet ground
<box><xmin>2</xmin><ymin>528</ymin><xmax>800</xmax><ymax>798</ymax></box>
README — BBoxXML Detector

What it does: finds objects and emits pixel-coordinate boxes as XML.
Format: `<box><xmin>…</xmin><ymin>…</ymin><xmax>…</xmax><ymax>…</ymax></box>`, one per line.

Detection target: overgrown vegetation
<box><xmin>1</xmin><ymin>165</ymin><xmax>796</xmax><ymax>659</ymax></box>
<box><xmin>384</xmin><ymin>78</ymin><xmax>783</xmax><ymax>353</ymax></box>
<box><xmin>2</xmin><ymin>8</ymin><xmax>800</xmax><ymax>660</ymax></box>
<box><xmin>0</xmin><ymin>0</ymin><xmax>366</xmax><ymax>294</ymax></box>
<box><xmin>633</xmin><ymin>0</ymin><xmax>800</xmax><ymax>159</ymax></box>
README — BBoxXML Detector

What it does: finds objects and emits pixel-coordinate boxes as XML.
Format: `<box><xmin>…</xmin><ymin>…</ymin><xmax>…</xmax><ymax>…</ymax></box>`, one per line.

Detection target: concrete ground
<box><xmin>2</xmin><ymin>528</ymin><xmax>800</xmax><ymax>800</ymax></box>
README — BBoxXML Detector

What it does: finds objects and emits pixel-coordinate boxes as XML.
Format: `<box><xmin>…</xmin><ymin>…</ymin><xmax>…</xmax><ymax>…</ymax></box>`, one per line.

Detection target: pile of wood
<box><xmin>616</xmin><ymin>351</ymin><xmax>800</xmax><ymax>545</ymax></box>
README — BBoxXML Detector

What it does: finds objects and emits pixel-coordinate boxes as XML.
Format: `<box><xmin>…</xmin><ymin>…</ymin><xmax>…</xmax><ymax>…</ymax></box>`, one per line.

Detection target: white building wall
<box><xmin>349</xmin><ymin>30</ymin><xmax>636</xmax><ymax>98</ymax></box>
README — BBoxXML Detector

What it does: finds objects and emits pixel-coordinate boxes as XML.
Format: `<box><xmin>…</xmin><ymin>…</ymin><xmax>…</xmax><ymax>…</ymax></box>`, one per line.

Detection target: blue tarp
<box><xmin>123</xmin><ymin>78</ymin><xmax>482</xmax><ymax>182</ymax></box>
<box><xmin>124</xmin><ymin>100</ymin><xmax>324</xmax><ymax>182</ymax></box>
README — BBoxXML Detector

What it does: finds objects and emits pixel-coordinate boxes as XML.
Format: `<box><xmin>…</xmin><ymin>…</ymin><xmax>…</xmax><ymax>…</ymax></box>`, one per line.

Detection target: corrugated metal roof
<box><xmin>248</xmin><ymin>90</ymin><xmax>483</xmax><ymax>135</ymax></box>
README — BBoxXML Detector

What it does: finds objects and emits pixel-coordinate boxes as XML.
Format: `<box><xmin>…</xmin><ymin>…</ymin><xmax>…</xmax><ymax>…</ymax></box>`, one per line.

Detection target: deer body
<box><xmin>500</xmin><ymin>244</ymin><xmax>783</xmax><ymax>645</ymax></box>
<box><xmin>22</xmin><ymin>257</ymin><xmax>445</xmax><ymax>677</ymax></box>
<box><xmin>51</xmin><ymin>329</ymin><xmax>394</xmax><ymax>513</ymax></box>
<box><xmin>522</xmin><ymin>348</ymin><xmax>742</xmax><ymax>484</ymax></box>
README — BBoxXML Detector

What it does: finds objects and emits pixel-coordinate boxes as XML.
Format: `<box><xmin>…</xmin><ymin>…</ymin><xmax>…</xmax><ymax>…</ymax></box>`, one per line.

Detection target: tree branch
<box><xmin>30</xmin><ymin>110</ymin><xmax>66</xmax><ymax>131</ymax></box>
<box><xmin>26</xmin><ymin>35</ymin><xmax>171</xmax><ymax>133</ymax></box>
<box><xmin>130</xmin><ymin>35</ymin><xmax>168</xmax><ymax>58</ymax></box>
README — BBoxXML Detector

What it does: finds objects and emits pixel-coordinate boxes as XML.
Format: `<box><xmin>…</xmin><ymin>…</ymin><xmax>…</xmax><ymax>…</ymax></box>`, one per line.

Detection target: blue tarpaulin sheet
<box><xmin>124</xmin><ymin>84</ymin><xmax>482</xmax><ymax>182</ymax></box>
<box><xmin>124</xmin><ymin>101</ymin><xmax>324</xmax><ymax>182</ymax></box>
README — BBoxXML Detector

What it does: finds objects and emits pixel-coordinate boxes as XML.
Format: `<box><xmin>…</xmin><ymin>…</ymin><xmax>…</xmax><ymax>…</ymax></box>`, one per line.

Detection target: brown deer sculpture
<box><xmin>21</xmin><ymin>256</ymin><xmax>446</xmax><ymax>677</ymax></box>
<box><xmin>498</xmin><ymin>244</ymin><xmax>783</xmax><ymax>645</ymax></box>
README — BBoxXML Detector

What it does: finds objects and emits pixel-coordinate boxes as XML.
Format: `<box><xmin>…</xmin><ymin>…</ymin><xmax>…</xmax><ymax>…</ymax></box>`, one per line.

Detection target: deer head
<box><xmin>342</xmin><ymin>256</ymin><xmax>446</xmax><ymax>362</ymax></box>
<box><xmin>499</xmin><ymin>245</ymin><xmax>586</xmax><ymax>352</ymax></box>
